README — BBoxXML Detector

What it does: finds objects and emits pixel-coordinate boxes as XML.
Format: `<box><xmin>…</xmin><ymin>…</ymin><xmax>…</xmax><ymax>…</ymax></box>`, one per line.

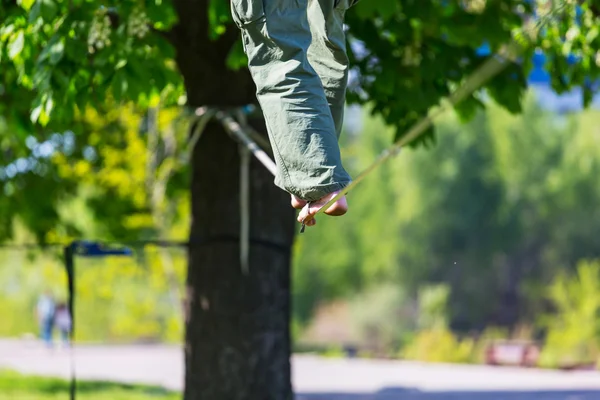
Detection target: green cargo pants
<box><xmin>231</xmin><ymin>0</ymin><xmax>359</xmax><ymax>202</ymax></box>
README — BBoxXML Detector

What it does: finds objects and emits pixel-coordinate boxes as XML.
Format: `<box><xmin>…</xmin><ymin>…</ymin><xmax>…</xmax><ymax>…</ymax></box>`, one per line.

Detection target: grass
<box><xmin>0</xmin><ymin>370</ymin><xmax>180</xmax><ymax>400</ymax></box>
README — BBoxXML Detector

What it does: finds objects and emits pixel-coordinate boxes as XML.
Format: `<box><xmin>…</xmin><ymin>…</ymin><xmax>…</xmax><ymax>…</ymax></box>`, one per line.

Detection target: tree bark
<box><xmin>184</xmin><ymin>118</ymin><xmax>296</xmax><ymax>400</ymax></box>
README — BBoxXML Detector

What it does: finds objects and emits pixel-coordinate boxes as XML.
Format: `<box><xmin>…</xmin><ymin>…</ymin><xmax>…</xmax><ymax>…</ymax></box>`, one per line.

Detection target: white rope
<box><xmin>233</xmin><ymin>108</ymin><xmax>274</xmax><ymax>157</ymax></box>
<box><xmin>236</xmin><ymin>110</ymin><xmax>252</xmax><ymax>275</ymax></box>
<box><xmin>239</xmin><ymin>144</ymin><xmax>251</xmax><ymax>275</ymax></box>
<box><xmin>191</xmin><ymin>107</ymin><xmax>278</xmax><ymax>275</ymax></box>
<box><xmin>215</xmin><ymin>111</ymin><xmax>277</xmax><ymax>176</ymax></box>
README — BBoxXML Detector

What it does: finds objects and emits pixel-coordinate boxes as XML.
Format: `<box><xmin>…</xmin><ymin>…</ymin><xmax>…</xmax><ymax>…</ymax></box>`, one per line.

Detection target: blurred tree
<box><xmin>296</xmin><ymin>96</ymin><xmax>600</xmax><ymax>336</ymax></box>
<box><xmin>1</xmin><ymin>0</ymin><xmax>599</xmax><ymax>398</ymax></box>
<box><xmin>538</xmin><ymin>259</ymin><xmax>600</xmax><ymax>368</ymax></box>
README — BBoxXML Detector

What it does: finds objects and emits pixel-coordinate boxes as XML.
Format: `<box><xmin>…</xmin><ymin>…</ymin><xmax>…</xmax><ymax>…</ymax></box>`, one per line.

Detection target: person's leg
<box><xmin>230</xmin><ymin>0</ymin><xmax>352</xmax><ymax>203</ymax></box>
<box><xmin>291</xmin><ymin>0</ymin><xmax>360</xmax><ymax>223</ymax></box>
<box><xmin>42</xmin><ymin>318</ymin><xmax>53</xmax><ymax>347</ymax></box>
<box><xmin>61</xmin><ymin>329</ymin><xmax>70</xmax><ymax>347</ymax></box>
<box><xmin>307</xmin><ymin>0</ymin><xmax>354</xmax><ymax>139</ymax></box>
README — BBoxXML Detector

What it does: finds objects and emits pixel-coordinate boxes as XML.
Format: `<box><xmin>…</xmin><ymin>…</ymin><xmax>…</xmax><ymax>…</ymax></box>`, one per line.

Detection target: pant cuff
<box><xmin>287</xmin><ymin>180</ymin><xmax>352</xmax><ymax>202</ymax></box>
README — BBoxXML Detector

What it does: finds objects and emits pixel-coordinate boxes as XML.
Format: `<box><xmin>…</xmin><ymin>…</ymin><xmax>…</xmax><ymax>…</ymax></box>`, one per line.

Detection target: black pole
<box><xmin>63</xmin><ymin>242</ymin><xmax>76</xmax><ymax>400</ymax></box>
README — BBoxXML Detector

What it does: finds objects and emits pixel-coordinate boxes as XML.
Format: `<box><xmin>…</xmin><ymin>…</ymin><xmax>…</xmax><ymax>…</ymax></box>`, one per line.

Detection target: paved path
<box><xmin>2</xmin><ymin>340</ymin><xmax>600</xmax><ymax>399</ymax></box>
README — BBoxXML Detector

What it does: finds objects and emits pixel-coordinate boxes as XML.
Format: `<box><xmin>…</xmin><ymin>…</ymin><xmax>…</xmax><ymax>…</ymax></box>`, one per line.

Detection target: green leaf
<box><xmin>41</xmin><ymin>0</ymin><xmax>59</xmax><ymax>20</ymax></box>
<box><xmin>226</xmin><ymin>39</ymin><xmax>247</xmax><ymax>71</ymax></box>
<box><xmin>208</xmin><ymin>0</ymin><xmax>231</xmax><ymax>39</ymax></box>
<box><xmin>355</xmin><ymin>0</ymin><xmax>398</xmax><ymax>21</ymax></box>
<box><xmin>146</xmin><ymin>0</ymin><xmax>178</xmax><ymax>29</ymax></box>
<box><xmin>585</xmin><ymin>26</ymin><xmax>599</xmax><ymax>44</ymax></box>
<box><xmin>153</xmin><ymin>35</ymin><xmax>176</xmax><ymax>59</ymax></box>
<box><xmin>30</xmin><ymin>104</ymin><xmax>42</xmax><ymax>123</ymax></box>
<box><xmin>111</xmin><ymin>71</ymin><xmax>128</xmax><ymax>102</ymax></box>
<box><xmin>53</xmin><ymin>69</ymin><xmax>70</xmax><ymax>89</ymax></box>
<box><xmin>44</xmin><ymin>95</ymin><xmax>54</xmax><ymax>118</ymax></box>
<box><xmin>29</xmin><ymin>1</ymin><xmax>41</xmax><ymax>22</ymax></box>
<box><xmin>38</xmin><ymin>108</ymin><xmax>50</xmax><ymax>126</ymax></box>
<box><xmin>39</xmin><ymin>36</ymin><xmax>65</xmax><ymax>65</ymax></box>
<box><xmin>48</xmin><ymin>38</ymin><xmax>64</xmax><ymax>65</ymax></box>
<box><xmin>0</xmin><ymin>25</ymin><xmax>16</xmax><ymax>41</ymax></box>
<box><xmin>8</xmin><ymin>31</ymin><xmax>25</xmax><ymax>60</ymax></box>
<box><xmin>454</xmin><ymin>95</ymin><xmax>484</xmax><ymax>123</ymax></box>
<box><xmin>17</xmin><ymin>0</ymin><xmax>36</xmax><ymax>11</ymax></box>
<box><xmin>354</xmin><ymin>1</ymin><xmax>378</xmax><ymax>19</ymax></box>
<box><xmin>29</xmin><ymin>0</ymin><xmax>58</xmax><ymax>23</ymax></box>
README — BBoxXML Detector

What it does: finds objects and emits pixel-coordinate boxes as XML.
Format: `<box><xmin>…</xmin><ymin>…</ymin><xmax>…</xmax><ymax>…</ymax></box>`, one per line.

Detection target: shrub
<box><xmin>538</xmin><ymin>260</ymin><xmax>600</xmax><ymax>368</ymax></box>
<box><xmin>401</xmin><ymin>326</ymin><xmax>476</xmax><ymax>364</ymax></box>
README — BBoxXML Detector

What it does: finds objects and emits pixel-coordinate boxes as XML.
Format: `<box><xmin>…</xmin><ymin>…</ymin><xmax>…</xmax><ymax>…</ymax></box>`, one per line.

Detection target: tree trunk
<box><xmin>170</xmin><ymin>6</ymin><xmax>296</xmax><ymax>396</ymax></box>
<box><xmin>184</xmin><ymin>116</ymin><xmax>296</xmax><ymax>400</ymax></box>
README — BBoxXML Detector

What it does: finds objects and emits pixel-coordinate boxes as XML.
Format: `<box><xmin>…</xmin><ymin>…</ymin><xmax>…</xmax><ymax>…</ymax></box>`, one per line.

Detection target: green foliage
<box><xmin>0</xmin><ymin>101</ymin><xmax>190</xmax><ymax>244</ymax></box>
<box><xmin>347</xmin><ymin>283</ymin><xmax>412</xmax><ymax>353</ymax></box>
<box><xmin>401</xmin><ymin>326</ymin><xmax>477</xmax><ymax>364</ymax></box>
<box><xmin>417</xmin><ymin>284</ymin><xmax>450</xmax><ymax>330</ymax></box>
<box><xmin>75</xmin><ymin>248</ymin><xmax>186</xmax><ymax>343</ymax></box>
<box><xmin>0</xmin><ymin>370</ymin><xmax>179</xmax><ymax>400</ymax></box>
<box><xmin>0</xmin><ymin>0</ymin><xmax>598</xmax><ymax>260</ymax></box>
<box><xmin>0</xmin><ymin>245</ymin><xmax>186</xmax><ymax>343</ymax></box>
<box><xmin>320</xmin><ymin>345</ymin><xmax>347</xmax><ymax>358</ymax></box>
<box><xmin>50</xmin><ymin>105</ymin><xmax>191</xmax><ymax>242</ymax></box>
<box><xmin>0</xmin><ymin>0</ymin><xmax>182</xmax><ymax>130</ymax></box>
<box><xmin>295</xmin><ymin>95</ymin><xmax>600</xmax><ymax>333</ymax></box>
<box><xmin>401</xmin><ymin>277</ymin><xmax>477</xmax><ymax>364</ymax></box>
<box><xmin>538</xmin><ymin>260</ymin><xmax>600</xmax><ymax>368</ymax></box>
<box><xmin>346</xmin><ymin>0</ymin><xmax>600</xmax><ymax>145</ymax></box>
<box><xmin>0</xmin><ymin>104</ymin><xmax>189</xmax><ymax>343</ymax></box>
<box><xmin>1</xmin><ymin>0</ymin><xmax>597</xmax><ymax>141</ymax></box>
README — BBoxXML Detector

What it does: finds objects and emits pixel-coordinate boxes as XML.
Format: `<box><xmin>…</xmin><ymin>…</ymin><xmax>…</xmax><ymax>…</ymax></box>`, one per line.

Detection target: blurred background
<box><xmin>2</xmin><ymin>83</ymin><xmax>600</xmax><ymax>371</ymax></box>
<box><xmin>2</xmin><ymin>1</ymin><xmax>600</xmax><ymax>399</ymax></box>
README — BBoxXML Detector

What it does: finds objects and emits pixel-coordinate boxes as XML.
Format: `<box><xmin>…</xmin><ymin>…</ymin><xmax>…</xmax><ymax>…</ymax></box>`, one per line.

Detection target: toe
<box><xmin>291</xmin><ymin>195</ymin><xmax>307</xmax><ymax>210</ymax></box>
<box><xmin>321</xmin><ymin>191</ymin><xmax>348</xmax><ymax>216</ymax></box>
<box><xmin>298</xmin><ymin>202</ymin><xmax>316</xmax><ymax>224</ymax></box>
<box><xmin>324</xmin><ymin>196</ymin><xmax>348</xmax><ymax>216</ymax></box>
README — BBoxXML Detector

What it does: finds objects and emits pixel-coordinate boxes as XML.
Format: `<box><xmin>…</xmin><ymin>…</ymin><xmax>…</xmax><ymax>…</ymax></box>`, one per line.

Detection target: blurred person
<box><xmin>54</xmin><ymin>303</ymin><xmax>72</xmax><ymax>348</ymax></box>
<box><xmin>36</xmin><ymin>290</ymin><xmax>56</xmax><ymax>348</ymax></box>
<box><xmin>230</xmin><ymin>0</ymin><xmax>362</xmax><ymax>227</ymax></box>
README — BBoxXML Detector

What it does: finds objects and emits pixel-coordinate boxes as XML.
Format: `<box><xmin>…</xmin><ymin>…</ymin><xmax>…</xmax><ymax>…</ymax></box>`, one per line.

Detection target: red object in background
<box><xmin>485</xmin><ymin>341</ymin><xmax>540</xmax><ymax>368</ymax></box>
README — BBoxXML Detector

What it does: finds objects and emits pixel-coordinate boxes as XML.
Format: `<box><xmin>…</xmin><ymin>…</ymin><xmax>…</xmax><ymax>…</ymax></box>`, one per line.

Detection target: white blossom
<box><xmin>88</xmin><ymin>12</ymin><xmax>111</xmax><ymax>53</ymax></box>
<box><xmin>128</xmin><ymin>9</ymin><xmax>150</xmax><ymax>39</ymax></box>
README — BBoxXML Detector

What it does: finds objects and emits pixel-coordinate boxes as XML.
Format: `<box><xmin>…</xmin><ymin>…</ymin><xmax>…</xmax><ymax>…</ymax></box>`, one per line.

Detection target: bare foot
<box><xmin>291</xmin><ymin>195</ymin><xmax>306</xmax><ymax>210</ymax></box>
<box><xmin>297</xmin><ymin>190</ymin><xmax>348</xmax><ymax>227</ymax></box>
